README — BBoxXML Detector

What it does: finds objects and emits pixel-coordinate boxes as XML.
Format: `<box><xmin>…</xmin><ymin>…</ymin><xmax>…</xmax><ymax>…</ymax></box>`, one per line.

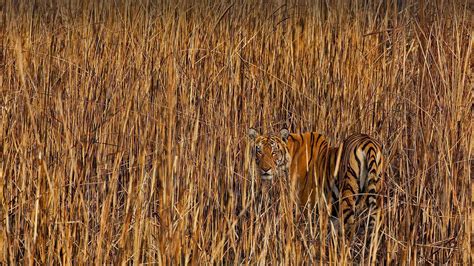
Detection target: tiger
<box><xmin>248</xmin><ymin>129</ymin><xmax>383</xmax><ymax>242</ymax></box>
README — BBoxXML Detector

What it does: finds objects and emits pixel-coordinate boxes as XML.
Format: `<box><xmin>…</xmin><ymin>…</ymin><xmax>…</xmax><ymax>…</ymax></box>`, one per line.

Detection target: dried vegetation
<box><xmin>1</xmin><ymin>0</ymin><xmax>472</xmax><ymax>264</ymax></box>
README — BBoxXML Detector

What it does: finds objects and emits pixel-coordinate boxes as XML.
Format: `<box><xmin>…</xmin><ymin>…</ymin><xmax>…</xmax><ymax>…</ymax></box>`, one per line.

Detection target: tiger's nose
<box><xmin>260</xmin><ymin>169</ymin><xmax>273</xmax><ymax>180</ymax></box>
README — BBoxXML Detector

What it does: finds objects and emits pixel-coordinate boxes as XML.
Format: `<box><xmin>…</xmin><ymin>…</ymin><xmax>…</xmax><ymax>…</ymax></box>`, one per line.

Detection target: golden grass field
<box><xmin>1</xmin><ymin>0</ymin><xmax>472</xmax><ymax>264</ymax></box>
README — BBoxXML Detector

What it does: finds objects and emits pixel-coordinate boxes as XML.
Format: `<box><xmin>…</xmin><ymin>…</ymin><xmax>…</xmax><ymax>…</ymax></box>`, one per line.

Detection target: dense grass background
<box><xmin>1</xmin><ymin>0</ymin><xmax>472</xmax><ymax>264</ymax></box>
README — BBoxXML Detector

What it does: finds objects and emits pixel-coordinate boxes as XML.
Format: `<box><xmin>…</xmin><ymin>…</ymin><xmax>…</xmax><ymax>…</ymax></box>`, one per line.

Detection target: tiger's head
<box><xmin>248</xmin><ymin>128</ymin><xmax>291</xmax><ymax>180</ymax></box>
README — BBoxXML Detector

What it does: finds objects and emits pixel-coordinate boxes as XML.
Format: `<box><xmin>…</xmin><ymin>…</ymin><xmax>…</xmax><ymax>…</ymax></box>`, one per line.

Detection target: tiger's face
<box><xmin>248</xmin><ymin>128</ymin><xmax>291</xmax><ymax>180</ymax></box>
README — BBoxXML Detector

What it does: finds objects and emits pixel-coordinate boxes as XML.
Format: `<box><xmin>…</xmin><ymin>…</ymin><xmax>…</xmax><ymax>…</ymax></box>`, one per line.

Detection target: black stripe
<box><xmin>348</xmin><ymin>167</ymin><xmax>358</xmax><ymax>179</ymax></box>
<box><xmin>349</xmin><ymin>136</ymin><xmax>359</xmax><ymax>147</ymax></box>
<box><xmin>368</xmin><ymin>167</ymin><xmax>378</xmax><ymax>175</ymax></box>
<box><xmin>314</xmin><ymin>134</ymin><xmax>321</xmax><ymax>150</ymax></box>
<box><xmin>288</xmin><ymin>134</ymin><xmax>297</xmax><ymax>142</ymax></box>
<box><xmin>367</xmin><ymin>188</ymin><xmax>376</xmax><ymax>194</ymax></box>
<box><xmin>343</xmin><ymin>211</ymin><xmax>354</xmax><ymax>224</ymax></box>
<box><xmin>366</xmin><ymin>146</ymin><xmax>376</xmax><ymax>154</ymax></box>
<box><xmin>343</xmin><ymin>184</ymin><xmax>356</xmax><ymax>195</ymax></box>
<box><xmin>307</xmin><ymin>133</ymin><xmax>315</xmax><ymax>167</ymax></box>
<box><xmin>342</xmin><ymin>197</ymin><xmax>354</xmax><ymax>206</ymax></box>
<box><xmin>354</xmin><ymin>148</ymin><xmax>362</xmax><ymax>170</ymax></box>
<box><xmin>367</xmin><ymin>177</ymin><xmax>378</xmax><ymax>185</ymax></box>
<box><xmin>368</xmin><ymin>160</ymin><xmax>376</xmax><ymax>170</ymax></box>
<box><xmin>366</xmin><ymin>146</ymin><xmax>376</xmax><ymax>157</ymax></box>
<box><xmin>352</xmin><ymin>147</ymin><xmax>359</xmax><ymax>165</ymax></box>
<box><xmin>361</xmin><ymin>140</ymin><xmax>372</xmax><ymax>151</ymax></box>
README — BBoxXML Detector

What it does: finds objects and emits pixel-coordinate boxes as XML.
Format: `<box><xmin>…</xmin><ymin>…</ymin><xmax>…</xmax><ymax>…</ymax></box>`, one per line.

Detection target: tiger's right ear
<box><xmin>280</xmin><ymin>128</ymin><xmax>290</xmax><ymax>142</ymax></box>
<box><xmin>248</xmin><ymin>128</ymin><xmax>258</xmax><ymax>140</ymax></box>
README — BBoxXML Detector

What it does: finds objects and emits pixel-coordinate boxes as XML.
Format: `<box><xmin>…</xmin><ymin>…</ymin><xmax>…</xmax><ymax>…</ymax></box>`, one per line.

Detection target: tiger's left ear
<box><xmin>248</xmin><ymin>128</ymin><xmax>259</xmax><ymax>140</ymax></box>
<box><xmin>280</xmin><ymin>128</ymin><xmax>290</xmax><ymax>142</ymax></box>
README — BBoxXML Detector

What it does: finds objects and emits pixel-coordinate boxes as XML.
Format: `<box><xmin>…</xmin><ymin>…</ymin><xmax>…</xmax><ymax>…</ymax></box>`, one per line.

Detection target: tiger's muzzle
<box><xmin>260</xmin><ymin>169</ymin><xmax>273</xmax><ymax>180</ymax></box>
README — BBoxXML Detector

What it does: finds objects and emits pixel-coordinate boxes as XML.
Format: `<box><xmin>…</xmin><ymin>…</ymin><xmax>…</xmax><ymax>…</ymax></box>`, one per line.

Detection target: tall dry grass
<box><xmin>1</xmin><ymin>0</ymin><xmax>472</xmax><ymax>264</ymax></box>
